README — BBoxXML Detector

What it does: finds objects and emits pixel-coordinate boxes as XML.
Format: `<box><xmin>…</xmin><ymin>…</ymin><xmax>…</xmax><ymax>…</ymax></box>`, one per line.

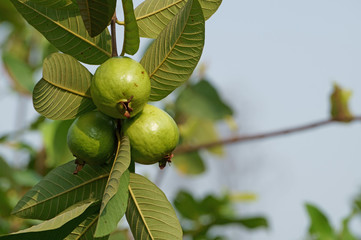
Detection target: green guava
<box><xmin>90</xmin><ymin>57</ymin><xmax>151</xmax><ymax>119</ymax></box>
<box><xmin>123</xmin><ymin>104</ymin><xmax>179</xmax><ymax>168</ymax></box>
<box><xmin>67</xmin><ymin>111</ymin><xmax>116</xmax><ymax>172</ymax></box>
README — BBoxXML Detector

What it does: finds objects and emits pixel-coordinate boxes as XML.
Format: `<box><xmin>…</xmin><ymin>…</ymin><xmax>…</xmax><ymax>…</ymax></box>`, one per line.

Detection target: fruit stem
<box><xmin>111</xmin><ymin>13</ymin><xmax>118</xmax><ymax>57</ymax></box>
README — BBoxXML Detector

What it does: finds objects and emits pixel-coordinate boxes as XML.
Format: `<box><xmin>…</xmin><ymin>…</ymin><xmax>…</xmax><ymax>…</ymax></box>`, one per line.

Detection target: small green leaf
<box><xmin>305</xmin><ymin>203</ymin><xmax>335</xmax><ymax>240</ymax></box>
<box><xmin>2</xmin><ymin>51</ymin><xmax>35</xmax><ymax>94</ymax></box>
<box><xmin>126</xmin><ymin>173</ymin><xmax>183</xmax><ymax>239</ymax></box>
<box><xmin>134</xmin><ymin>0</ymin><xmax>221</xmax><ymax>38</ymax></box>
<box><xmin>28</xmin><ymin>0</ymin><xmax>77</xmax><ymax>9</ymax></box>
<box><xmin>172</xmin><ymin>151</ymin><xmax>205</xmax><ymax>175</ymax></box>
<box><xmin>330</xmin><ymin>83</ymin><xmax>353</xmax><ymax>122</ymax></box>
<box><xmin>140</xmin><ymin>0</ymin><xmax>205</xmax><ymax>101</ymax></box>
<box><xmin>10</xmin><ymin>0</ymin><xmax>111</xmax><ymax>64</ymax></box>
<box><xmin>173</xmin><ymin>190</ymin><xmax>202</xmax><ymax>220</ymax></box>
<box><xmin>175</xmin><ymin>80</ymin><xmax>233</xmax><ymax>121</ymax></box>
<box><xmin>77</xmin><ymin>0</ymin><xmax>116</xmax><ymax>37</ymax></box>
<box><xmin>0</xmin><ymin>200</ymin><xmax>98</xmax><ymax>240</ymax></box>
<box><xmin>120</xmin><ymin>0</ymin><xmax>140</xmax><ymax>55</ymax></box>
<box><xmin>340</xmin><ymin>215</ymin><xmax>357</xmax><ymax>240</ymax></box>
<box><xmin>32</xmin><ymin>53</ymin><xmax>96</xmax><ymax>120</ymax></box>
<box><xmin>66</xmin><ymin>213</ymin><xmax>109</xmax><ymax>240</ymax></box>
<box><xmin>12</xmin><ymin>161</ymin><xmax>111</xmax><ymax>220</ymax></box>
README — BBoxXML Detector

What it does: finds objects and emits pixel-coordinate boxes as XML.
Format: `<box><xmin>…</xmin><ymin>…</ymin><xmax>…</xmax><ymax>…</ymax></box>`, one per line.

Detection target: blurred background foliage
<box><xmin>0</xmin><ymin>0</ymin><xmax>360</xmax><ymax>239</ymax></box>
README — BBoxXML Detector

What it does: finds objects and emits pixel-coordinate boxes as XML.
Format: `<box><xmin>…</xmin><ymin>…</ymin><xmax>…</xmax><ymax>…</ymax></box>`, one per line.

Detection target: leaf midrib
<box><xmin>128</xmin><ymin>184</ymin><xmax>154</xmax><ymax>240</ymax></box>
<box><xmin>19</xmin><ymin>0</ymin><xmax>111</xmax><ymax>57</ymax></box>
<box><xmin>41</xmin><ymin>77</ymin><xmax>92</xmax><ymax>98</ymax></box>
<box><xmin>13</xmin><ymin>173</ymin><xmax>109</xmax><ymax>215</ymax></box>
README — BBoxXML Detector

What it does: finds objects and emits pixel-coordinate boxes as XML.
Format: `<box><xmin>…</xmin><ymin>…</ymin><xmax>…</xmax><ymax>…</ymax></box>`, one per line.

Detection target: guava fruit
<box><xmin>90</xmin><ymin>57</ymin><xmax>151</xmax><ymax>119</ymax></box>
<box><xmin>123</xmin><ymin>104</ymin><xmax>179</xmax><ymax>168</ymax></box>
<box><xmin>67</xmin><ymin>111</ymin><xmax>116</xmax><ymax>173</ymax></box>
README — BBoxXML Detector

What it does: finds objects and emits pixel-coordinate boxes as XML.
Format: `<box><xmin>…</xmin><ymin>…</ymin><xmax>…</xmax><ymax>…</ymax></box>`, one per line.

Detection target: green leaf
<box><xmin>10</xmin><ymin>0</ymin><xmax>111</xmax><ymax>65</ymax></box>
<box><xmin>305</xmin><ymin>203</ymin><xmax>335</xmax><ymax>240</ymax></box>
<box><xmin>33</xmin><ymin>53</ymin><xmax>96</xmax><ymax>120</ymax></box>
<box><xmin>66</xmin><ymin>213</ymin><xmax>109</xmax><ymax>240</ymax></box>
<box><xmin>173</xmin><ymin>190</ymin><xmax>201</xmax><ymax>220</ymax></box>
<box><xmin>2</xmin><ymin>51</ymin><xmax>35</xmax><ymax>94</ymax></box>
<box><xmin>126</xmin><ymin>173</ymin><xmax>183</xmax><ymax>239</ymax></box>
<box><xmin>0</xmin><ymin>200</ymin><xmax>98</xmax><ymax>240</ymax></box>
<box><xmin>95</xmin><ymin>136</ymin><xmax>131</xmax><ymax>237</ymax></box>
<box><xmin>108</xmin><ymin>230</ymin><xmax>128</xmax><ymax>240</ymax></box>
<box><xmin>120</xmin><ymin>0</ymin><xmax>140</xmax><ymax>55</ymax></box>
<box><xmin>140</xmin><ymin>0</ymin><xmax>205</xmax><ymax>101</ymax></box>
<box><xmin>340</xmin><ymin>215</ymin><xmax>357</xmax><ymax>240</ymax></box>
<box><xmin>172</xmin><ymin>151</ymin><xmax>205</xmax><ymax>175</ymax></box>
<box><xmin>12</xmin><ymin>161</ymin><xmax>111</xmax><ymax>220</ymax></box>
<box><xmin>28</xmin><ymin>0</ymin><xmax>77</xmax><ymax>9</ymax></box>
<box><xmin>77</xmin><ymin>0</ymin><xmax>116</xmax><ymax>37</ymax></box>
<box><xmin>134</xmin><ymin>0</ymin><xmax>221</xmax><ymax>38</ymax></box>
<box><xmin>231</xmin><ymin>216</ymin><xmax>268</xmax><ymax>229</ymax></box>
<box><xmin>330</xmin><ymin>83</ymin><xmax>353</xmax><ymax>122</ymax></box>
<box><xmin>175</xmin><ymin>80</ymin><xmax>233</xmax><ymax>121</ymax></box>
<box><xmin>40</xmin><ymin>119</ymin><xmax>74</xmax><ymax>168</ymax></box>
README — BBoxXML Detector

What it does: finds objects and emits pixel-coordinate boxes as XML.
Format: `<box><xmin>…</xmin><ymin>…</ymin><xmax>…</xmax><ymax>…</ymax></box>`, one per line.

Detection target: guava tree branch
<box><xmin>173</xmin><ymin>116</ymin><xmax>361</xmax><ymax>155</ymax></box>
<box><xmin>111</xmin><ymin>13</ymin><xmax>118</xmax><ymax>57</ymax></box>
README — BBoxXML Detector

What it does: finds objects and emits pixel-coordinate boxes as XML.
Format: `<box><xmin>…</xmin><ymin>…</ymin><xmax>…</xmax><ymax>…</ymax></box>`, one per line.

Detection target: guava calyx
<box><xmin>159</xmin><ymin>153</ymin><xmax>174</xmax><ymax>169</ymax></box>
<box><xmin>118</xmin><ymin>96</ymin><xmax>134</xmax><ymax>119</ymax></box>
<box><xmin>73</xmin><ymin>159</ymin><xmax>85</xmax><ymax>174</ymax></box>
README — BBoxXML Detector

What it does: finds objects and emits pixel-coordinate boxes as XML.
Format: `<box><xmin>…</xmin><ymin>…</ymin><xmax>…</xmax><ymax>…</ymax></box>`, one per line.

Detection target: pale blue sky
<box><xmin>1</xmin><ymin>1</ymin><xmax>361</xmax><ymax>239</ymax></box>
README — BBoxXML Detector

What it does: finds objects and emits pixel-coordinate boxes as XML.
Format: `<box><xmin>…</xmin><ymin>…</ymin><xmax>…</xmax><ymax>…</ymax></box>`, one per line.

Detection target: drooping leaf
<box><xmin>126</xmin><ymin>173</ymin><xmax>183</xmax><ymax>239</ymax></box>
<box><xmin>77</xmin><ymin>0</ymin><xmax>116</xmax><ymax>37</ymax></box>
<box><xmin>134</xmin><ymin>0</ymin><xmax>221</xmax><ymax>38</ymax></box>
<box><xmin>28</xmin><ymin>0</ymin><xmax>77</xmax><ymax>9</ymax></box>
<box><xmin>40</xmin><ymin>119</ymin><xmax>74</xmax><ymax>168</ymax></box>
<box><xmin>305</xmin><ymin>203</ymin><xmax>335</xmax><ymax>240</ymax></box>
<box><xmin>172</xmin><ymin>151</ymin><xmax>205</xmax><ymax>175</ymax></box>
<box><xmin>175</xmin><ymin>80</ymin><xmax>233</xmax><ymax>121</ymax></box>
<box><xmin>330</xmin><ymin>83</ymin><xmax>353</xmax><ymax>122</ymax></box>
<box><xmin>95</xmin><ymin>136</ymin><xmax>131</xmax><ymax>237</ymax></box>
<box><xmin>32</xmin><ymin>53</ymin><xmax>96</xmax><ymax>120</ymax></box>
<box><xmin>2</xmin><ymin>51</ymin><xmax>35</xmax><ymax>94</ymax></box>
<box><xmin>120</xmin><ymin>0</ymin><xmax>140</xmax><ymax>55</ymax></box>
<box><xmin>10</xmin><ymin>0</ymin><xmax>112</xmax><ymax>65</ymax></box>
<box><xmin>0</xmin><ymin>200</ymin><xmax>98</xmax><ymax>240</ymax></box>
<box><xmin>66</xmin><ymin>213</ymin><xmax>109</xmax><ymax>240</ymax></box>
<box><xmin>140</xmin><ymin>0</ymin><xmax>205</xmax><ymax>101</ymax></box>
<box><xmin>12</xmin><ymin>161</ymin><xmax>111</xmax><ymax>220</ymax></box>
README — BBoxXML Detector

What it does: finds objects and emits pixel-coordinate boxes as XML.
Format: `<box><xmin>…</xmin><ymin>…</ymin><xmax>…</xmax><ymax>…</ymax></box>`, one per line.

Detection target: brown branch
<box><xmin>174</xmin><ymin>116</ymin><xmax>361</xmax><ymax>155</ymax></box>
<box><xmin>111</xmin><ymin>13</ymin><xmax>118</xmax><ymax>57</ymax></box>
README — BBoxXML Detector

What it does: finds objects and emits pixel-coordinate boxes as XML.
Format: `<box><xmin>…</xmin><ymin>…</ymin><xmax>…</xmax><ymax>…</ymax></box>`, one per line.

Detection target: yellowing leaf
<box><xmin>330</xmin><ymin>83</ymin><xmax>353</xmax><ymax>122</ymax></box>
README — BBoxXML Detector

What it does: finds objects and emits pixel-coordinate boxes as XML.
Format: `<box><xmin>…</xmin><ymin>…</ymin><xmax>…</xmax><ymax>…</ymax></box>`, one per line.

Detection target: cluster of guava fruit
<box><xmin>67</xmin><ymin>57</ymin><xmax>179</xmax><ymax>173</ymax></box>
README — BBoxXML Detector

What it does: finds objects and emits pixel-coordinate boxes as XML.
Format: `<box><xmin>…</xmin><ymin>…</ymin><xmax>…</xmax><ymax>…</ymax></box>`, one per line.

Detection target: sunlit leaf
<box><xmin>126</xmin><ymin>173</ymin><xmax>183</xmax><ymax>239</ymax></box>
<box><xmin>77</xmin><ymin>0</ymin><xmax>116</xmax><ymax>37</ymax></box>
<box><xmin>140</xmin><ymin>0</ymin><xmax>205</xmax><ymax>101</ymax></box>
<box><xmin>175</xmin><ymin>79</ymin><xmax>233</xmax><ymax>120</ymax></box>
<box><xmin>0</xmin><ymin>201</ymin><xmax>98</xmax><ymax>240</ymax></box>
<box><xmin>305</xmin><ymin>203</ymin><xmax>335</xmax><ymax>240</ymax></box>
<box><xmin>134</xmin><ymin>0</ymin><xmax>221</xmax><ymax>38</ymax></box>
<box><xmin>12</xmin><ymin>161</ymin><xmax>111</xmax><ymax>220</ymax></box>
<box><xmin>172</xmin><ymin>151</ymin><xmax>205</xmax><ymax>175</ymax></box>
<box><xmin>32</xmin><ymin>53</ymin><xmax>96</xmax><ymax>120</ymax></box>
<box><xmin>66</xmin><ymin>213</ymin><xmax>109</xmax><ymax>240</ymax></box>
<box><xmin>120</xmin><ymin>0</ymin><xmax>140</xmax><ymax>55</ymax></box>
<box><xmin>10</xmin><ymin>0</ymin><xmax>111</xmax><ymax>64</ymax></box>
<box><xmin>28</xmin><ymin>0</ymin><xmax>76</xmax><ymax>9</ymax></box>
<box><xmin>330</xmin><ymin>83</ymin><xmax>353</xmax><ymax>122</ymax></box>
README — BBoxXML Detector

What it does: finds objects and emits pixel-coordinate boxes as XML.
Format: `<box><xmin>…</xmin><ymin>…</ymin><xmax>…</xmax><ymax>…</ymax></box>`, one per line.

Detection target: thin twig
<box><xmin>111</xmin><ymin>13</ymin><xmax>118</xmax><ymax>57</ymax></box>
<box><xmin>174</xmin><ymin>116</ymin><xmax>361</xmax><ymax>155</ymax></box>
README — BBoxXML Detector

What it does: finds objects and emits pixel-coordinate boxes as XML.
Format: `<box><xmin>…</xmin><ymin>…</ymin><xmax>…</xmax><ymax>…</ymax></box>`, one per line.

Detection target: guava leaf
<box><xmin>340</xmin><ymin>215</ymin><xmax>357</xmax><ymax>240</ymax></box>
<box><xmin>330</xmin><ymin>83</ymin><xmax>353</xmax><ymax>122</ymax></box>
<box><xmin>176</xmin><ymin>79</ymin><xmax>233</xmax><ymax>120</ymax></box>
<box><xmin>33</xmin><ymin>53</ymin><xmax>96</xmax><ymax>120</ymax></box>
<box><xmin>77</xmin><ymin>0</ymin><xmax>116</xmax><ymax>37</ymax></box>
<box><xmin>172</xmin><ymin>151</ymin><xmax>205</xmax><ymax>175</ymax></box>
<box><xmin>0</xmin><ymin>201</ymin><xmax>98</xmax><ymax>240</ymax></box>
<box><xmin>2</xmin><ymin>51</ymin><xmax>35</xmax><ymax>94</ymax></box>
<box><xmin>140</xmin><ymin>0</ymin><xmax>205</xmax><ymax>101</ymax></box>
<box><xmin>134</xmin><ymin>0</ymin><xmax>221</xmax><ymax>38</ymax></box>
<box><xmin>95</xmin><ymin>136</ymin><xmax>131</xmax><ymax>237</ymax></box>
<box><xmin>305</xmin><ymin>203</ymin><xmax>335</xmax><ymax>239</ymax></box>
<box><xmin>66</xmin><ymin>213</ymin><xmax>109</xmax><ymax>240</ymax></box>
<box><xmin>126</xmin><ymin>173</ymin><xmax>183</xmax><ymax>239</ymax></box>
<box><xmin>120</xmin><ymin>0</ymin><xmax>140</xmax><ymax>56</ymax></box>
<box><xmin>12</xmin><ymin>161</ymin><xmax>111</xmax><ymax>220</ymax></box>
<box><xmin>28</xmin><ymin>0</ymin><xmax>77</xmax><ymax>9</ymax></box>
<box><xmin>10</xmin><ymin>0</ymin><xmax>111</xmax><ymax>65</ymax></box>
<box><xmin>173</xmin><ymin>190</ymin><xmax>202</xmax><ymax>220</ymax></box>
